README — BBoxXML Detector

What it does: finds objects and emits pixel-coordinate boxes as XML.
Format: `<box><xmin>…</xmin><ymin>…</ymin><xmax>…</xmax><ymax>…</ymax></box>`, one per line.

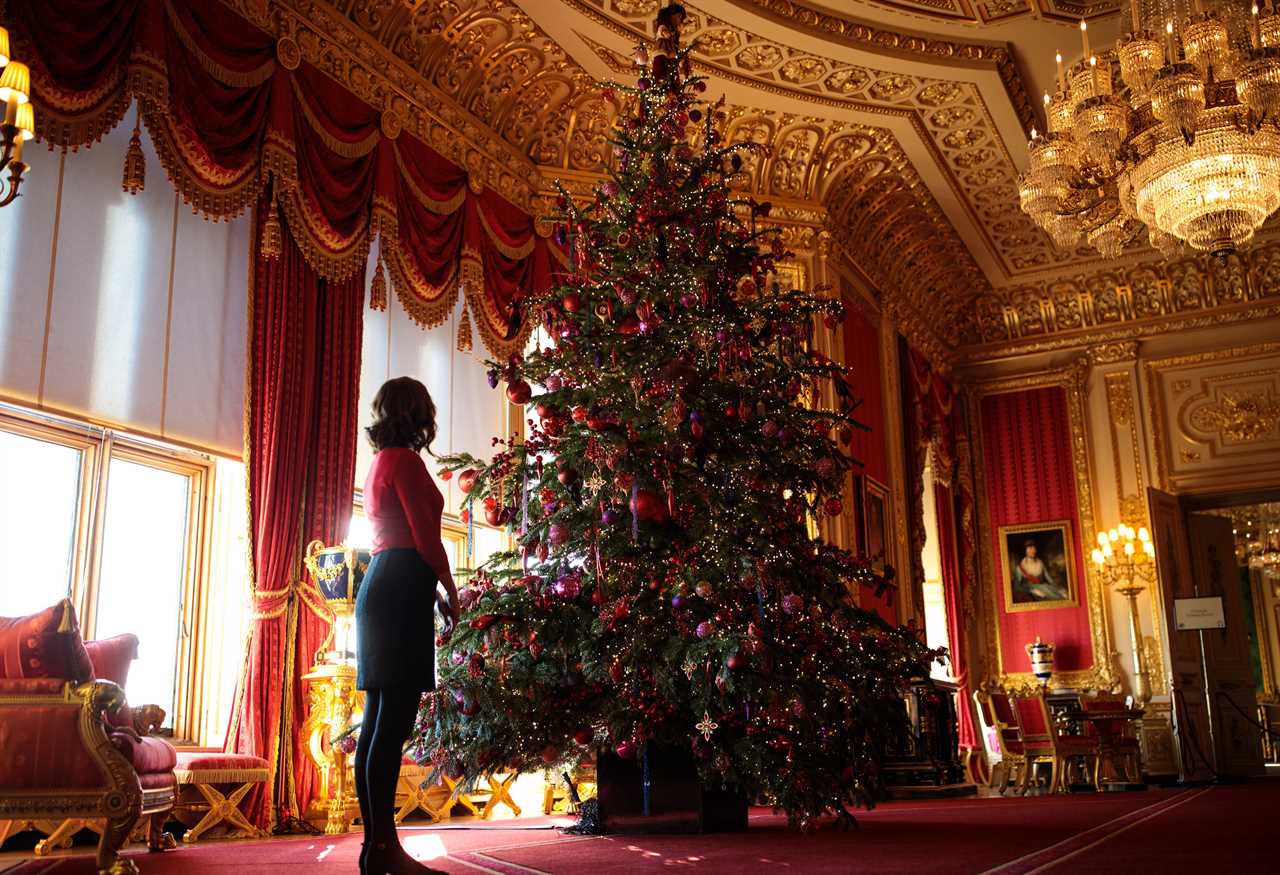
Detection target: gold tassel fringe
<box><xmin>457</xmin><ymin>300</ymin><xmax>474</xmax><ymax>353</ymax></box>
<box><xmin>261</xmin><ymin>191</ymin><xmax>282</xmax><ymax>260</ymax></box>
<box><xmin>370</xmin><ymin>253</ymin><xmax>388</xmax><ymax>310</ymax></box>
<box><xmin>122</xmin><ymin>110</ymin><xmax>146</xmax><ymax>195</ymax></box>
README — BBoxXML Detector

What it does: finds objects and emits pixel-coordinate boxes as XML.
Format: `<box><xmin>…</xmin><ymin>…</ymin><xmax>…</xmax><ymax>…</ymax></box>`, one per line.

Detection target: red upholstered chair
<box><xmin>1080</xmin><ymin>694</ymin><xmax>1142</xmax><ymax>788</ymax></box>
<box><xmin>0</xmin><ymin>600</ymin><xmax>177</xmax><ymax>874</ymax></box>
<box><xmin>1014</xmin><ymin>692</ymin><xmax>1098</xmax><ymax>794</ymax></box>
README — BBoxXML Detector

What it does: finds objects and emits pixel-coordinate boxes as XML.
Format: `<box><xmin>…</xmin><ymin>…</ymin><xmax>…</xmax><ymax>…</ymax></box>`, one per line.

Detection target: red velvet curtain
<box><xmin>227</xmin><ymin>191</ymin><xmax>362</xmax><ymax>826</ymax></box>
<box><xmin>9</xmin><ymin>0</ymin><xmax>554</xmax><ymax>358</ymax></box>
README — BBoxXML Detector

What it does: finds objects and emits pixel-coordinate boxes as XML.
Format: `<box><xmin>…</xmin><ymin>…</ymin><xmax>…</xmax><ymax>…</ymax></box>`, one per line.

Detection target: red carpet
<box><xmin>4</xmin><ymin>781</ymin><xmax>1274</xmax><ymax>874</ymax></box>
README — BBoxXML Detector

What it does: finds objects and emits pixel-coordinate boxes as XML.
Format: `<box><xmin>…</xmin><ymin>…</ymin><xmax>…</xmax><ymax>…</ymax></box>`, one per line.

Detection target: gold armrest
<box><xmin>132</xmin><ymin>704</ymin><xmax>166</xmax><ymax>736</ymax></box>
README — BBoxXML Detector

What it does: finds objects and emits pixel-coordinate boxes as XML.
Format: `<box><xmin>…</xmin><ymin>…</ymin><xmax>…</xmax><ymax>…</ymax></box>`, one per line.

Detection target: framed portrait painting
<box><xmin>855</xmin><ymin>475</ymin><xmax>890</xmax><ymax>575</ymax></box>
<box><xmin>998</xmin><ymin>521</ymin><xmax>1078</xmax><ymax>612</ymax></box>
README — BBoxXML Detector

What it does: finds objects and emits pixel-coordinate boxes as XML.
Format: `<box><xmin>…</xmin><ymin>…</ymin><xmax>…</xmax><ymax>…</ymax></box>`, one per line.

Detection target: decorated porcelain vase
<box><xmin>1025</xmin><ymin>637</ymin><xmax>1055</xmax><ymax>687</ymax></box>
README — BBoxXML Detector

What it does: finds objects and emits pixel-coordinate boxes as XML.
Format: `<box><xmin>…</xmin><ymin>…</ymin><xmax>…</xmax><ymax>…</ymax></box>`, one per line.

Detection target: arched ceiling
<box><xmin>250</xmin><ymin>0</ymin><xmax>1164</xmax><ymax>352</ymax></box>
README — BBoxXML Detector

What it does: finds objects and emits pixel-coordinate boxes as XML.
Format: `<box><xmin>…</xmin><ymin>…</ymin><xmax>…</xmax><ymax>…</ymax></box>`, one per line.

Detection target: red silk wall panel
<box><xmin>842</xmin><ymin>305</ymin><xmax>895</xmax><ymax>624</ymax></box>
<box><xmin>979</xmin><ymin>387</ymin><xmax>1094</xmax><ymax>673</ymax></box>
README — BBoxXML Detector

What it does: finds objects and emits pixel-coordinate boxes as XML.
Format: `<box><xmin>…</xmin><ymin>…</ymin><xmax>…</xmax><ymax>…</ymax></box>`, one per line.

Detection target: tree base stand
<box><xmin>595</xmin><ymin>745</ymin><xmax>749</xmax><ymax>834</ymax></box>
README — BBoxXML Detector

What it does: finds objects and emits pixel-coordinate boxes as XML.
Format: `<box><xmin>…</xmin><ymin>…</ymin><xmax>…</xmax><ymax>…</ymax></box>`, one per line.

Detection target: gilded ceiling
<box><xmin>238</xmin><ymin>0</ymin><xmax>1276</xmax><ymax>358</ymax></box>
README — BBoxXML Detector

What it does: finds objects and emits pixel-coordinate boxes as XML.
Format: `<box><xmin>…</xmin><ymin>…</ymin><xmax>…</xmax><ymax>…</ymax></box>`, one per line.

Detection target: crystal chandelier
<box><xmin>1019</xmin><ymin>0</ymin><xmax>1280</xmax><ymax>258</ymax></box>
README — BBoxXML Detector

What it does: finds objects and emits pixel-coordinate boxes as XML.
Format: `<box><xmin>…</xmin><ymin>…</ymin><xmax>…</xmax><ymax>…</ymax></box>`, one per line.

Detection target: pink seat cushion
<box><xmin>84</xmin><ymin>635</ymin><xmax>139</xmax><ymax>687</ymax></box>
<box><xmin>112</xmin><ymin>732</ymin><xmax>177</xmax><ymax>775</ymax></box>
<box><xmin>175</xmin><ymin>752</ymin><xmax>268</xmax><ymax>771</ymax></box>
<box><xmin>0</xmin><ymin>600</ymin><xmax>93</xmax><ymax>682</ymax></box>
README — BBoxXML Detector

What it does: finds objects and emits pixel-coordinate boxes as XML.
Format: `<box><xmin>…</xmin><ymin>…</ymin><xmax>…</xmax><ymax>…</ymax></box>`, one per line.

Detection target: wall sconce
<box><xmin>0</xmin><ymin>29</ymin><xmax>35</xmax><ymax>207</ymax></box>
<box><xmin>1092</xmin><ymin>524</ymin><xmax>1156</xmax><ymax>707</ymax></box>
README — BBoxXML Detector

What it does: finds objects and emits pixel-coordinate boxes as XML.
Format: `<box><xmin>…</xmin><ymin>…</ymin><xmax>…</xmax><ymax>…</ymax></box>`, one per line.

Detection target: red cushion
<box><xmin>0</xmin><ymin>600</ymin><xmax>93</xmax><ymax>682</ymax></box>
<box><xmin>174</xmin><ymin>752</ymin><xmax>268</xmax><ymax>771</ymax></box>
<box><xmin>140</xmin><ymin>771</ymin><xmax>178</xmax><ymax>791</ymax></box>
<box><xmin>111</xmin><ymin>732</ymin><xmax>177</xmax><ymax>774</ymax></box>
<box><xmin>84</xmin><ymin>635</ymin><xmax>138</xmax><ymax>687</ymax></box>
<box><xmin>1057</xmin><ymin>736</ymin><xmax>1099</xmax><ymax>754</ymax></box>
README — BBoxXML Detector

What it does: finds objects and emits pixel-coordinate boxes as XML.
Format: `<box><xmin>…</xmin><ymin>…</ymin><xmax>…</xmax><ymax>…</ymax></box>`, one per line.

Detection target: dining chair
<box><xmin>972</xmin><ymin>690</ymin><xmax>1006</xmax><ymax>791</ymax></box>
<box><xmin>1013</xmin><ymin>691</ymin><xmax>1098</xmax><ymax>794</ymax></box>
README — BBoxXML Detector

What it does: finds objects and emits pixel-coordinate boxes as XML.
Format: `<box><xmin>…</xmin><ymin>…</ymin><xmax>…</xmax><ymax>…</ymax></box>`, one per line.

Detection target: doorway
<box><xmin>1186</xmin><ymin>491</ymin><xmax>1280</xmax><ymax>769</ymax></box>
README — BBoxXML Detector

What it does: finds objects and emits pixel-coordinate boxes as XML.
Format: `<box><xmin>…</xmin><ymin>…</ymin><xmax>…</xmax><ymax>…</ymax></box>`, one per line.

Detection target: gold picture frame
<box><xmin>998</xmin><ymin>520</ymin><xmax>1079</xmax><ymax>613</ymax></box>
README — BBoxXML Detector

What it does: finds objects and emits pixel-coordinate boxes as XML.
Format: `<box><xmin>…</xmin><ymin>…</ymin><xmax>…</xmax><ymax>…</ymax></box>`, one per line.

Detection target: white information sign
<box><xmin>1174</xmin><ymin>596</ymin><xmax>1226</xmax><ymax>631</ymax></box>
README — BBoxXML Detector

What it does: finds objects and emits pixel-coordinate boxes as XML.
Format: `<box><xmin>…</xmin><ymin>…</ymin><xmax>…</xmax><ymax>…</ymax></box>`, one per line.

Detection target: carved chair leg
<box><xmin>147</xmin><ymin>809</ymin><xmax>176</xmax><ymax>852</ymax></box>
<box><xmin>97</xmin><ymin>807</ymin><xmax>142</xmax><ymax>875</ymax></box>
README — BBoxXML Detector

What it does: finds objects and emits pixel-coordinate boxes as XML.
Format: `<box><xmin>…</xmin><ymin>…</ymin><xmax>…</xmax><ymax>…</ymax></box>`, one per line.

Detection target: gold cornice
<box><xmin>957</xmin><ymin>240</ymin><xmax>1280</xmax><ymax>362</ymax></box>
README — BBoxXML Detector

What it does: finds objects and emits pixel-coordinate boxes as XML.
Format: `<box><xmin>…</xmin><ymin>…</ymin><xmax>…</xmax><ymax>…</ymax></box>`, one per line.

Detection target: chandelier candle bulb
<box><xmin>1057</xmin><ymin>51</ymin><xmax>1067</xmax><ymax>91</ymax></box>
<box><xmin>1082</xmin><ymin>19</ymin><xmax>1092</xmax><ymax>59</ymax></box>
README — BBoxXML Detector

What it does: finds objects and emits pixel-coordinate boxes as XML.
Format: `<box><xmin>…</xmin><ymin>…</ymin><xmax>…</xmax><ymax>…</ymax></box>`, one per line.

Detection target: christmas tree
<box><xmin>414</xmin><ymin>4</ymin><xmax>935</xmax><ymax>825</ymax></box>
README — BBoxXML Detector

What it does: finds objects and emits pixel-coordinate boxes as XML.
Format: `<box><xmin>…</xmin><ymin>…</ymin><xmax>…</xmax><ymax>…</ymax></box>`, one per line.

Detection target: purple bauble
<box><xmin>616</xmin><ymin>739</ymin><xmax>637</xmax><ymax>760</ymax></box>
<box><xmin>637</xmin><ymin>77</ymin><xmax>651</xmax><ymax>91</ymax></box>
<box><xmin>553</xmin><ymin>574</ymin><xmax>581</xmax><ymax>600</ymax></box>
<box><xmin>761</xmin><ymin>421</ymin><xmax>779</xmax><ymax>438</ymax></box>
<box><xmin>776</xmin><ymin>427</ymin><xmax>792</xmax><ymax>445</ymax></box>
<box><xmin>602</xmin><ymin>508</ymin><xmax>621</xmax><ymax>525</ymax></box>
<box><xmin>696</xmin><ymin>621</ymin><xmax>715</xmax><ymax>639</ymax></box>
<box><xmin>782</xmin><ymin>593</ymin><xmax>804</xmax><ymax>615</ymax></box>
<box><xmin>549</xmin><ymin>523</ymin><xmax>570</xmax><ymax>547</ymax></box>
<box><xmin>486</xmin><ymin>369</ymin><xmax>500</xmax><ymax>389</ymax></box>
<box><xmin>545</xmin><ymin>375</ymin><xmax>563</xmax><ymax>391</ymax></box>
<box><xmin>671</xmin><ymin>594</ymin><xmax>685</xmax><ymax>610</ymax></box>
<box><xmin>679</xmin><ymin>293</ymin><xmax>698</xmax><ymax>308</ymax></box>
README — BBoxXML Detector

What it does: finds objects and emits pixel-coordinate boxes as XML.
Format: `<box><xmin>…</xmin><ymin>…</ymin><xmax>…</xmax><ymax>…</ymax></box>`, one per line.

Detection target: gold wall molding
<box><xmin>1089</xmin><ymin>341</ymin><xmax>1139</xmax><ymax>366</ymax></box>
<box><xmin>1146</xmin><ymin>342</ymin><xmax>1280</xmax><ymax>493</ymax></box>
<box><xmin>965</xmin><ymin>362</ymin><xmax>1121</xmax><ymax>692</ymax></box>
<box><xmin>1098</xmin><ymin>364</ymin><xmax>1169</xmax><ymax>699</ymax></box>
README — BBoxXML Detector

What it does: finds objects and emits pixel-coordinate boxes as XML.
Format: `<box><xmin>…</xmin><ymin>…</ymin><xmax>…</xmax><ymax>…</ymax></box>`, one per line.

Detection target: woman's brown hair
<box><xmin>366</xmin><ymin>377</ymin><xmax>437</xmax><ymax>453</ymax></box>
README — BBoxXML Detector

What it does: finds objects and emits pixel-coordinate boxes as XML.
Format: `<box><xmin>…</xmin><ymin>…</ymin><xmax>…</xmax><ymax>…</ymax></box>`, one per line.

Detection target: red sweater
<box><xmin>363</xmin><ymin>447</ymin><xmax>452</xmax><ymax>582</ymax></box>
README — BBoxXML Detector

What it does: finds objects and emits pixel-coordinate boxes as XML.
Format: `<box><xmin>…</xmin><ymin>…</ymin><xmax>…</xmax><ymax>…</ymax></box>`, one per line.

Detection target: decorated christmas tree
<box><xmin>413</xmin><ymin>4</ymin><xmax>935</xmax><ymax>826</ymax></box>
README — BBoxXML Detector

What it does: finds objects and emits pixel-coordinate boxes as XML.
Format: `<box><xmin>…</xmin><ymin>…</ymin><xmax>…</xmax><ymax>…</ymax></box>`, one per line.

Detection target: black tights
<box><xmin>354</xmin><ymin>686</ymin><xmax>420</xmax><ymax>855</ymax></box>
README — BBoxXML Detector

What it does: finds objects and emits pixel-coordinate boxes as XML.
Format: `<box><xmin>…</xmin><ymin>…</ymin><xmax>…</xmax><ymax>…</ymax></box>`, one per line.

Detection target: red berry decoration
<box><xmin>824</xmin><ymin>497</ymin><xmax>843</xmax><ymax>517</ymax></box>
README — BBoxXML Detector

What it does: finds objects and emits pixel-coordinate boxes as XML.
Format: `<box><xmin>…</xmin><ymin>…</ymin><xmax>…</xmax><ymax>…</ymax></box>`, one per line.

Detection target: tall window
<box><xmin>0</xmin><ymin>403</ymin><xmax>247</xmax><ymax>744</ymax></box>
<box><xmin>919</xmin><ymin>464</ymin><xmax>953</xmax><ymax>681</ymax></box>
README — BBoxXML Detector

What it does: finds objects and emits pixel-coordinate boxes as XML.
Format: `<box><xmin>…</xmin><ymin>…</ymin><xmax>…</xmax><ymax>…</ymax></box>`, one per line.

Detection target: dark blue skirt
<box><xmin>354</xmin><ymin>548</ymin><xmax>437</xmax><ymax>691</ymax></box>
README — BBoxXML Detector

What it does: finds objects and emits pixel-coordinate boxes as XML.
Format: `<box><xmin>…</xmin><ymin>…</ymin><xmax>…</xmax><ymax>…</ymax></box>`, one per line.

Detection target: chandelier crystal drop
<box><xmin>1018</xmin><ymin>0</ymin><xmax>1280</xmax><ymax>259</ymax></box>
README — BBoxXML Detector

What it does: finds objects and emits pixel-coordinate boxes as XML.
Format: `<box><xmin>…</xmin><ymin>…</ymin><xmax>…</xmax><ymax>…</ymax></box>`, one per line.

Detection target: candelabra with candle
<box><xmin>0</xmin><ymin>27</ymin><xmax>35</xmax><ymax>207</ymax></box>
<box><xmin>1091</xmin><ymin>524</ymin><xmax>1157</xmax><ymax>707</ymax></box>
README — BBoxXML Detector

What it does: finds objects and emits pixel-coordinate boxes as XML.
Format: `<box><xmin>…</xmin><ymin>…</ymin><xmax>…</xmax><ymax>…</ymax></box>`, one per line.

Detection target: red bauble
<box><xmin>618</xmin><ymin>316</ymin><xmax>642</xmax><ymax>336</ymax></box>
<box><xmin>571</xmin><ymin>406</ymin><xmax>589</xmax><ymax>423</ymax></box>
<box><xmin>573</xmin><ymin>728</ymin><xmax>594</xmax><ymax>746</ymax></box>
<box><xmin>535</xmin><ymin>402</ymin><xmax>556</xmax><ymax>420</ymax></box>
<box><xmin>484</xmin><ymin>505</ymin><xmax>502</xmax><ymax>526</ymax></box>
<box><xmin>549</xmin><ymin>524</ymin><xmax>571</xmax><ymax>547</ymax></box>
<box><xmin>630</xmin><ymin>488</ymin><xmax>669</xmax><ymax>523</ymax></box>
<box><xmin>562</xmin><ymin>292</ymin><xmax>583</xmax><ymax>312</ymax></box>
<box><xmin>615</xmin><ymin>739</ymin><xmax>637</xmax><ymax>760</ymax></box>
<box><xmin>541</xmin><ymin>745</ymin><xmax>560</xmax><ymax>765</ymax></box>
<box><xmin>824</xmin><ymin>497</ymin><xmax>843</xmax><ymax>517</ymax></box>
<box><xmin>506</xmin><ymin>380</ymin><xmax>532</xmax><ymax>405</ymax></box>
<box><xmin>557</xmin><ymin>466</ymin><xmax>578</xmax><ymax>485</ymax></box>
<box><xmin>457</xmin><ymin>469</ymin><xmax>478</xmax><ymax>494</ymax></box>
<box><xmin>727</xmin><ymin>652</ymin><xmax>746</xmax><ymax>671</ymax></box>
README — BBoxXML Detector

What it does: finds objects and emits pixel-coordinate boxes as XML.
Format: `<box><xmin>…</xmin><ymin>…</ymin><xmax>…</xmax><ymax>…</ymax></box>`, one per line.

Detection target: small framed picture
<box><xmin>856</xmin><ymin>475</ymin><xmax>890</xmax><ymax>575</ymax></box>
<box><xmin>998</xmin><ymin>521</ymin><xmax>1078</xmax><ymax>612</ymax></box>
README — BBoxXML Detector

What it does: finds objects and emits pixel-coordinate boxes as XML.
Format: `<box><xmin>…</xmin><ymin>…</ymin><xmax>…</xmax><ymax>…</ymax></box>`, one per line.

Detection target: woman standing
<box><xmin>355</xmin><ymin>377</ymin><xmax>461</xmax><ymax>875</ymax></box>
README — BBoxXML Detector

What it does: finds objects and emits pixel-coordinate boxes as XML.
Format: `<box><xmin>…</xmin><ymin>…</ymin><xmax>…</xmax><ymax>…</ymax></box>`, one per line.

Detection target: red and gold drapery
<box><xmin>9</xmin><ymin>0</ymin><xmax>556</xmax><ymax>358</ymax></box>
<box><xmin>899</xmin><ymin>343</ymin><xmax>978</xmax><ymax>753</ymax></box>
<box><xmin>226</xmin><ymin>190</ymin><xmax>363</xmax><ymax>826</ymax></box>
